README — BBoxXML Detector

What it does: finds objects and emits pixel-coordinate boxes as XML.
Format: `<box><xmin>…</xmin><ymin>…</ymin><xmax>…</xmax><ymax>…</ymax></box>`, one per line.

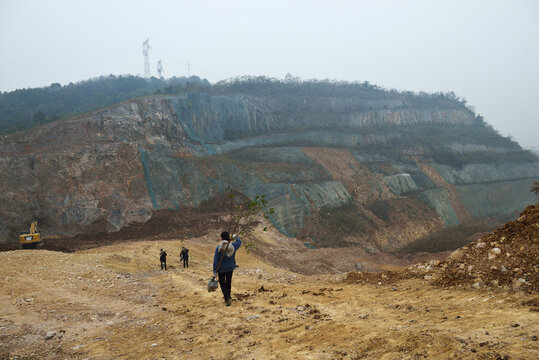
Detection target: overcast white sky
<box><xmin>1</xmin><ymin>0</ymin><xmax>538</xmax><ymax>148</ymax></box>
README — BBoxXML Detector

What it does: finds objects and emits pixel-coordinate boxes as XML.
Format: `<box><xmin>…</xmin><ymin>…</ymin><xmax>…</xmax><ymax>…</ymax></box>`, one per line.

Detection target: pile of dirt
<box><xmin>408</xmin><ymin>204</ymin><xmax>539</xmax><ymax>293</ymax></box>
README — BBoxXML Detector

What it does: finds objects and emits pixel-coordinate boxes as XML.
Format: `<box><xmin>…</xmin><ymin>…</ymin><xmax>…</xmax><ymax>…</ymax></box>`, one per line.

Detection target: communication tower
<box><xmin>157</xmin><ymin>59</ymin><xmax>163</xmax><ymax>78</ymax></box>
<box><xmin>187</xmin><ymin>60</ymin><xmax>190</xmax><ymax>77</ymax></box>
<box><xmin>142</xmin><ymin>39</ymin><xmax>151</xmax><ymax>78</ymax></box>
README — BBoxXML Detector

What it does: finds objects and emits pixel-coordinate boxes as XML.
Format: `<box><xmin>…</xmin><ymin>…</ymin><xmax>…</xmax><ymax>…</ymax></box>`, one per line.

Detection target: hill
<box><xmin>0</xmin><ymin>78</ymin><xmax>538</xmax><ymax>253</ymax></box>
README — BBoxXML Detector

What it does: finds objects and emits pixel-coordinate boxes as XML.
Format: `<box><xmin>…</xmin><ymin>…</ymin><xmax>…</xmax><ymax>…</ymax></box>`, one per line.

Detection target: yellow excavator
<box><xmin>19</xmin><ymin>221</ymin><xmax>42</xmax><ymax>249</ymax></box>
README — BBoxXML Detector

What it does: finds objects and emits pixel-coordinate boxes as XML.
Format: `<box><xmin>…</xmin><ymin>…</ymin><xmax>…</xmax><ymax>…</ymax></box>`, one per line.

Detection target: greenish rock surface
<box><xmin>1</xmin><ymin>87</ymin><xmax>538</xmax><ymax>247</ymax></box>
<box><xmin>383</xmin><ymin>174</ymin><xmax>418</xmax><ymax>195</ymax></box>
<box><xmin>456</xmin><ymin>179</ymin><xmax>537</xmax><ymax>218</ymax></box>
<box><xmin>418</xmin><ymin>189</ymin><xmax>460</xmax><ymax>226</ymax></box>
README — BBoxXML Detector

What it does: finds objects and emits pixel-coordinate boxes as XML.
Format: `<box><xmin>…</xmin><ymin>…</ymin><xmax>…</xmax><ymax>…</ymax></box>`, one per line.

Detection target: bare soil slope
<box><xmin>1</xmin><ymin>229</ymin><xmax>538</xmax><ymax>359</ymax></box>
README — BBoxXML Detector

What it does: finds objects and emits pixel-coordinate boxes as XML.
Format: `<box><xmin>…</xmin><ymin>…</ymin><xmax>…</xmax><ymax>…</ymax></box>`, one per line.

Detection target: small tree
<box><xmin>179</xmin><ymin>234</ymin><xmax>189</xmax><ymax>248</ymax></box>
<box><xmin>225</xmin><ymin>186</ymin><xmax>275</xmax><ymax>252</ymax></box>
<box><xmin>32</xmin><ymin>111</ymin><xmax>46</xmax><ymax>126</ymax></box>
<box><xmin>531</xmin><ymin>181</ymin><xmax>539</xmax><ymax>196</ymax></box>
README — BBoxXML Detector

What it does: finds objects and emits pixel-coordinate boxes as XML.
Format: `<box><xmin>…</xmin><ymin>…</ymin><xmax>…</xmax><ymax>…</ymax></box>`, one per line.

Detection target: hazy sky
<box><xmin>1</xmin><ymin>0</ymin><xmax>538</xmax><ymax>148</ymax></box>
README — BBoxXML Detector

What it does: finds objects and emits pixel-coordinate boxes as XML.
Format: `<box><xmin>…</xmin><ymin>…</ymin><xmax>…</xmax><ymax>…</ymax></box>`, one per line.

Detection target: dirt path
<box><xmin>1</xmin><ymin>236</ymin><xmax>537</xmax><ymax>360</ymax></box>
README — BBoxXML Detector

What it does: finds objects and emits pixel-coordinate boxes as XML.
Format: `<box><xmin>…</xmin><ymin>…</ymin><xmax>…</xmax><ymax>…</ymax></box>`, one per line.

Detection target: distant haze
<box><xmin>1</xmin><ymin>0</ymin><xmax>538</xmax><ymax>149</ymax></box>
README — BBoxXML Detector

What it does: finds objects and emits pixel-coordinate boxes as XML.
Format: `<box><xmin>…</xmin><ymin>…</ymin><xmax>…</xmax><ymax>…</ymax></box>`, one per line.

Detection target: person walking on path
<box><xmin>180</xmin><ymin>247</ymin><xmax>189</xmax><ymax>268</ymax></box>
<box><xmin>159</xmin><ymin>249</ymin><xmax>167</xmax><ymax>270</ymax></box>
<box><xmin>213</xmin><ymin>231</ymin><xmax>241</xmax><ymax>306</ymax></box>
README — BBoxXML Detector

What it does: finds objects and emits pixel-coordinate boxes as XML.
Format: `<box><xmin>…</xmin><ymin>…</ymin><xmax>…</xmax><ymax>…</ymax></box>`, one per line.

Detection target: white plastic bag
<box><xmin>207</xmin><ymin>277</ymin><xmax>218</xmax><ymax>292</ymax></box>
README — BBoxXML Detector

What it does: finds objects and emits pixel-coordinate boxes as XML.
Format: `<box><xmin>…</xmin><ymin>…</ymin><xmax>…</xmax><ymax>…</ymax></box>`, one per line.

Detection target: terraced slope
<box><xmin>1</xmin><ymin>86</ymin><xmax>537</xmax><ymax>251</ymax></box>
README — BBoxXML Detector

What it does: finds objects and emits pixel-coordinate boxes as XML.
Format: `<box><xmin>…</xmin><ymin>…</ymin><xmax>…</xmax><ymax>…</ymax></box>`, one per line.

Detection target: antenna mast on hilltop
<box><xmin>187</xmin><ymin>60</ymin><xmax>190</xmax><ymax>77</ymax></box>
<box><xmin>142</xmin><ymin>39</ymin><xmax>151</xmax><ymax>78</ymax></box>
<box><xmin>157</xmin><ymin>59</ymin><xmax>163</xmax><ymax>78</ymax></box>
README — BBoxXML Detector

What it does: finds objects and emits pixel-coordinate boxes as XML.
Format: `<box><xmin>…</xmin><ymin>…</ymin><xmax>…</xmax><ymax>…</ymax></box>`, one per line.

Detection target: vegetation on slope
<box><xmin>215</xmin><ymin>75</ymin><xmax>470</xmax><ymax>110</ymax></box>
<box><xmin>2</xmin><ymin>74</ymin><xmax>534</xmax><ymax>170</ymax></box>
<box><xmin>396</xmin><ymin>219</ymin><xmax>506</xmax><ymax>253</ymax></box>
<box><xmin>1</xmin><ymin>75</ymin><xmax>473</xmax><ymax>134</ymax></box>
<box><xmin>532</xmin><ymin>181</ymin><xmax>539</xmax><ymax>195</ymax></box>
<box><xmin>0</xmin><ymin>75</ymin><xmax>209</xmax><ymax>134</ymax></box>
<box><xmin>353</xmin><ymin>125</ymin><xmax>534</xmax><ymax>168</ymax></box>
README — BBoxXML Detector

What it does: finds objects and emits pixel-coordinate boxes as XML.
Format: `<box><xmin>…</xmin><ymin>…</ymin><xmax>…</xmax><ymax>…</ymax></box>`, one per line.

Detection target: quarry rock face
<box><xmin>1</xmin><ymin>93</ymin><xmax>538</xmax><ymax>249</ymax></box>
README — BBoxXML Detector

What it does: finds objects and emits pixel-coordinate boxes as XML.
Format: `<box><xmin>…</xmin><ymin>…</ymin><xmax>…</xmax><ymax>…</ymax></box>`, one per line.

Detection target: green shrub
<box><xmin>395</xmin><ymin>220</ymin><xmax>504</xmax><ymax>253</ymax></box>
<box><xmin>368</xmin><ymin>200</ymin><xmax>392</xmax><ymax>221</ymax></box>
<box><xmin>302</xmin><ymin>203</ymin><xmax>373</xmax><ymax>247</ymax></box>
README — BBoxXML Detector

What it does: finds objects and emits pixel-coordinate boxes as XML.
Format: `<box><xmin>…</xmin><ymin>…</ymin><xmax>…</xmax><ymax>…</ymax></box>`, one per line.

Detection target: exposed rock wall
<box><xmin>0</xmin><ymin>93</ymin><xmax>537</xmax><ymax>249</ymax></box>
<box><xmin>383</xmin><ymin>174</ymin><xmax>418</xmax><ymax>195</ymax></box>
<box><xmin>0</xmin><ymin>143</ymin><xmax>152</xmax><ymax>241</ymax></box>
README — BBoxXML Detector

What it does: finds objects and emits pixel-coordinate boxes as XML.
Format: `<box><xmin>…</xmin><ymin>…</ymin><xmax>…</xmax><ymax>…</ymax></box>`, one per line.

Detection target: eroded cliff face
<box><xmin>1</xmin><ymin>93</ymin><xmax>537</xmax><ymax>250</ymax></box>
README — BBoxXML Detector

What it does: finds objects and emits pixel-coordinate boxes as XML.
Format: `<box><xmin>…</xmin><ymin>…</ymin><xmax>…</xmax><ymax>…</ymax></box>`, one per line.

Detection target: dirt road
<box><xmin>1</xmin><ymin>233</ymin><xmax>537</xmax><ymax>360</ymax></box>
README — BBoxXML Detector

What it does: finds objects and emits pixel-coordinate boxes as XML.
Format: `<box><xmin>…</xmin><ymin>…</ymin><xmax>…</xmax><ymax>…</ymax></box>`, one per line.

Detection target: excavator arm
<box><xmin>19</xmin><ymin>221</ymin><xmax>42</xmax><ymax>249</ymax></box>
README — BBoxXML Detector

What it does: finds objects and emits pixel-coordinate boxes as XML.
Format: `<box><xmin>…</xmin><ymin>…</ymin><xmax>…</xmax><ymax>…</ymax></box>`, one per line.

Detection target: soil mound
<box><xmin>409</xmin><ymin>204</ymin><xmax>538</xmax><ymax>293</ymax></box>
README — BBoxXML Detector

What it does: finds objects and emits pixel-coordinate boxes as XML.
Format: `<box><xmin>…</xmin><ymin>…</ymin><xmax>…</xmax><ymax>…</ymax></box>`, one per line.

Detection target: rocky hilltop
<box><xmin>1</xmin><ymin>80</ymin><xmax>538</xmax><ymax>249</ymax></box>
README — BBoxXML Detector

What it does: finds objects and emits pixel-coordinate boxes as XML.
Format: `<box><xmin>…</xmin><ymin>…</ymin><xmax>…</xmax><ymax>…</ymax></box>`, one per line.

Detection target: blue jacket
<box><xmin>213</xmin><ymin>237</ymin><xmax>241</xmax><ymax>273</ymax></box>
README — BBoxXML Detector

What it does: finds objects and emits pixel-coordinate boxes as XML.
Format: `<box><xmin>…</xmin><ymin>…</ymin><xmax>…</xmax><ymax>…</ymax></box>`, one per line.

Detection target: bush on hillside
<box><xmin>396</xmin><ymin>220</ymin><xmax>505</xmax><ymax>254</ymax></box>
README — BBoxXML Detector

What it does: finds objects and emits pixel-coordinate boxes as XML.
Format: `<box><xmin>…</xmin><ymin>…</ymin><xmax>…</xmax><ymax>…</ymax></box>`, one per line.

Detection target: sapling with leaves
<box><xmin>225</xmin><ymin>186</ymin><xmax>275</xmax><ymax>252</ymax></box>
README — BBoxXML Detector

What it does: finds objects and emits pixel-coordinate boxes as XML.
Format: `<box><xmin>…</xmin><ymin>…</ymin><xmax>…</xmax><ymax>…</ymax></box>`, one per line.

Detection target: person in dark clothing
<box><xmin>159</xmin><ymin>249</ymin><xmax>167</xmax><ymax>270</ymax></box>
<box><xmin>212</xmin><ymin>231</ymin><xmax>241</xmax><ymax>306</ymax></box>
<box><xmin>180</xmin><ymin>247</ymin><xmax>189</xmax><ymax>268</ymax></box>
